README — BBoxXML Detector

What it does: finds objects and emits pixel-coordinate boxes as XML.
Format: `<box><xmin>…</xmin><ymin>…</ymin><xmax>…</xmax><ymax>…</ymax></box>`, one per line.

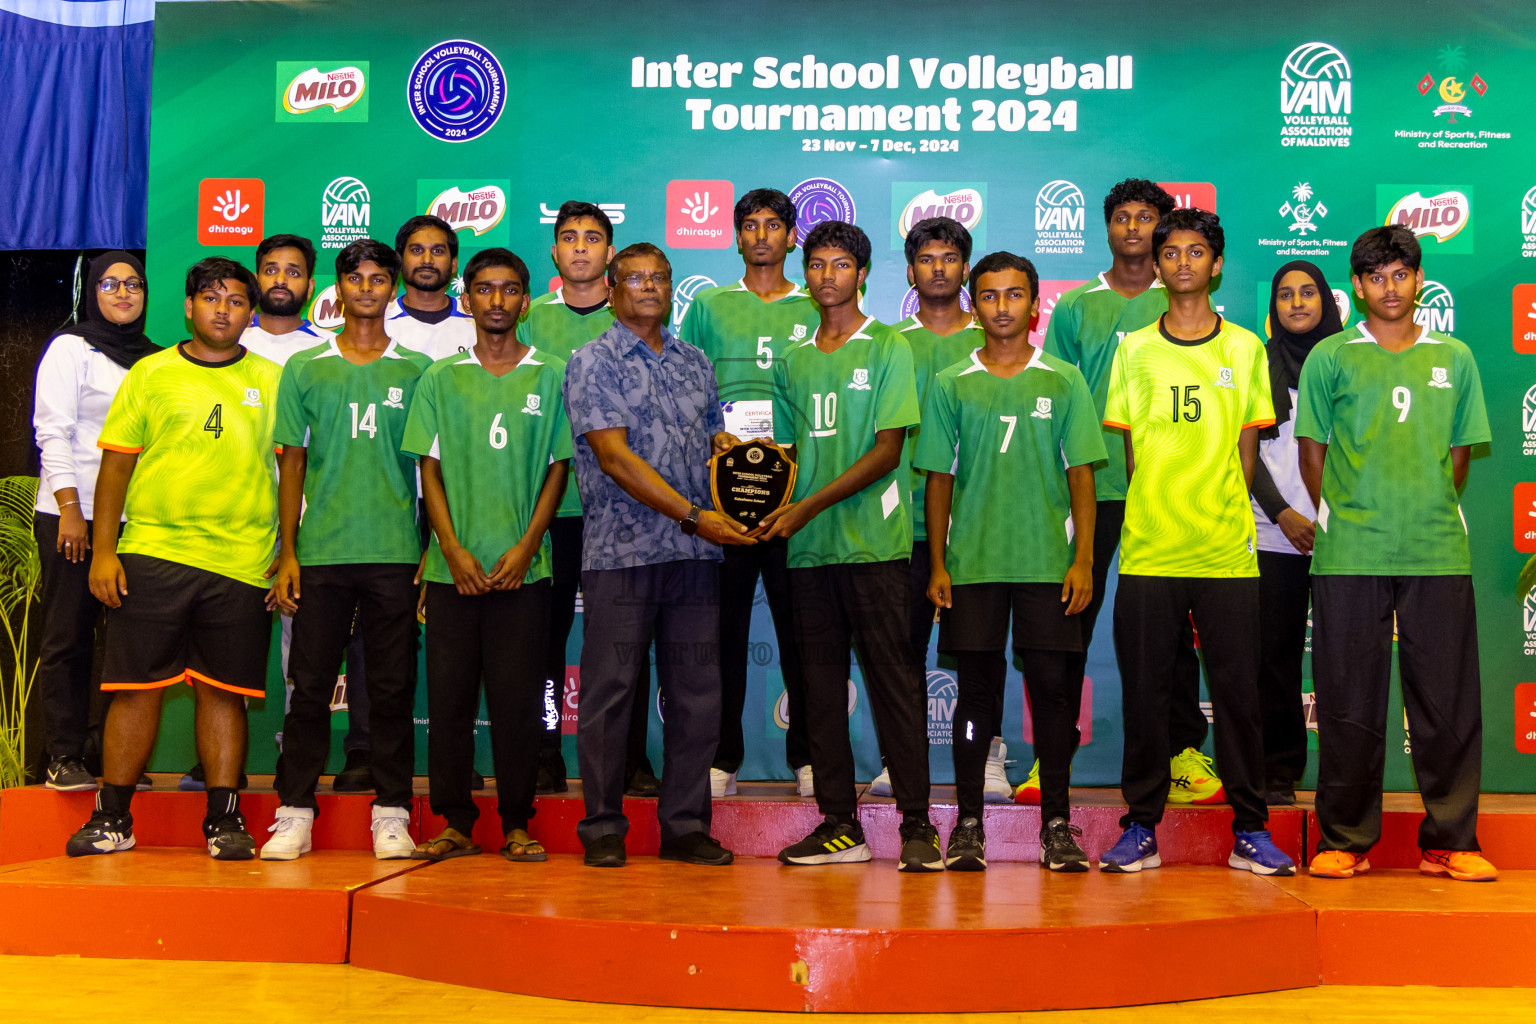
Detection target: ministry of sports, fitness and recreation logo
<box><xmin>521</xmin><ymin>394</ymin><xmax>542</xmax><ymax>416</ymax></box>
<box><xmin>275</xmin><ymin>63</ymin><xmax>368</xmax><ymax>122</ymax></box>
<box><xmin>407</xmin><ymin>40</ymin><xmax>505</xmax><ymax>143</ymax></box>
<box><xmin>1260</xmin><ymin>181</ymin><xmax>1349</xmax><ymax>258</ymax></box>
<box><xmin>891</xmin><ymin>182</ymin><xmax>986</xmax><ymax>251</ymax></box>
<box><xmin>1033</xmin><ymin>180</ymin><xmax>1084</xmax><ymax>256</ymax></box>
<box><xmin>847</xmin><ymin>368</ymin><xmax>871</xmax><ymax>390</ymax></box>
<box><xmin>1378</xmin><ymin>186</ymin><xmax>1473</xmax><ymax>254</ymax></box>
<box><xmin>670</xmin><ymin>274</ymin><xmax>716</xmax><ymax>330</ymax></box>
<box><xmin>1418</xmin><ymin>45</ymin><xmax>1486</xmax><ymax>124</ymax></box>
<box><xmin>1414</xmin><ymin>280</ymin><xmax>1456</xmax><ymax>334</ymax></box>
<box><xmin>898</xmin><ymin>287</ymin><xmax>971</xmax><ymax>321</ymax></box>
<box><xmin>320</xmin><ymin>176</ymin><xmax>370</xmax><ymax>251</ymax></box>
<box><xmin>417</xmin><ymin>179</ymin><xmax>511</xmax><ymax>245</ymax></box>
<box><xmin>538</xmin><ymin>201</ymin><xmax>626</xmax><ymax>226</ymax></box>
<box><xmin>1278</xmin><ymin>42</ymin><xmax>1352</xmax><ymax>148</ymax></box>
<box><xmin>1032</xmin><ymin>397</ymin><xmax>1053</xmax><ymax>420</ymax></box>
<box><xmin>791</xmin><ymin>178</ymin><xmax>857</xmax><ymax>234</ymax></box>
<box><xmin>926</xmin><ymin>670</ymin><xmax>957</xmax><ymax>745</ymax></box>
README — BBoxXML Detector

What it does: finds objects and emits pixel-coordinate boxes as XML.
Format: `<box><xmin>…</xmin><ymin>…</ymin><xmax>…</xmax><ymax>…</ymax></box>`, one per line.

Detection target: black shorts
<box><xmin>938</xmin><ymin>581</ymin><xmax>1085</xmax><ymax>654</ymax></box>
<box><xmin>100</xmin><ymin>554</ymin><xmax>273</xmax><ymax>699</ymax></box>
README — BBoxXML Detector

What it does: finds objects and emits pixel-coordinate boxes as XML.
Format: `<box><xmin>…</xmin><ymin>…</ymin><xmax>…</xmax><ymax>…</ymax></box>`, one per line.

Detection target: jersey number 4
<box><xmin>204</xmin><ymin>404</ymin><xmax>223</xmax><ymax>439</ymax></box>
<box><xmin>1168</xmin><ymin>385</ymin><xmax>1201</xmax><ymax>423</ymax></box>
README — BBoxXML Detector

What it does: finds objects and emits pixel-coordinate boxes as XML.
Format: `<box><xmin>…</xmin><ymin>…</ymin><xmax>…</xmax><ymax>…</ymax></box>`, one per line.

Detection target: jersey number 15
<box><xmin>1169</xmin><ymin>385</ymin><xmax>1201</xmax><ymax>423</ymax></box>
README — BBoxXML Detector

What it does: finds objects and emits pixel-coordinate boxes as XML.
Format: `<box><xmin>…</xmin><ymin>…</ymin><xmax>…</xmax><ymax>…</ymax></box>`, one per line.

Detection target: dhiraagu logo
<box><xmin>275</xmin><ymin>62</ymin><xmax>369</xmax><ymax>122</ymax></box>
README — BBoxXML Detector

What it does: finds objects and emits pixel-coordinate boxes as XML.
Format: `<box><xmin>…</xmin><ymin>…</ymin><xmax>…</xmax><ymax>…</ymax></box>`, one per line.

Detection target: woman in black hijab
<box><xmin>32</xmin><ymin>251</ymin><xmax>157</xmax><ymax>790</ymax></box>
<box><xmin>1250</xmin><ymin>260</ymin><xmax>1344</xmax><ymax>806</ymax></box>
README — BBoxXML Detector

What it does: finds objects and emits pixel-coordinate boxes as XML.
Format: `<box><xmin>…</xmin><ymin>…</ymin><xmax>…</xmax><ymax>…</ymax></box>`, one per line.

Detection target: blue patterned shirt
<box><xmin>563</xmin><ymin>320</ymin><xmax>726</xmax><ymax>570</ymax></box>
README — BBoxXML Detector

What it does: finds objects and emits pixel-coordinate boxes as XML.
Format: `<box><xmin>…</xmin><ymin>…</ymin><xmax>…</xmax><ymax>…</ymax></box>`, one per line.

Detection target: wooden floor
<box><xmin>2</xmin><ymin>955</ymin><xmax>1531</xmax><ymax>1022</ymax></box>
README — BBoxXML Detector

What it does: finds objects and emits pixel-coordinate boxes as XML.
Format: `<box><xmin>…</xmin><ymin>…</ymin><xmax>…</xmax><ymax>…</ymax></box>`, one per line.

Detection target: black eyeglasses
<box><xmin>99</xmin><ymin>277</ymin><xmax>145</xmax><ymax>294</ymax></box>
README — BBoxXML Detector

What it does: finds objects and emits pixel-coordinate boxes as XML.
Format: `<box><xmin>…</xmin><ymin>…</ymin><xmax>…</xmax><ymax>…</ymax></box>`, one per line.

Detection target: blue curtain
<box><xmin>0</xmin><ymin>1</ymin><xmax>153</xmax><ymax>249</ymax></box>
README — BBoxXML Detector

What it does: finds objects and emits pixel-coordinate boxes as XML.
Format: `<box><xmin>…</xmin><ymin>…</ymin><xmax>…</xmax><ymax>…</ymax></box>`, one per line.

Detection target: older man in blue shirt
<box><xmin>563</xmin><ymin>242</ymin><xmax>754</xmax><ymax>868</ymax></box>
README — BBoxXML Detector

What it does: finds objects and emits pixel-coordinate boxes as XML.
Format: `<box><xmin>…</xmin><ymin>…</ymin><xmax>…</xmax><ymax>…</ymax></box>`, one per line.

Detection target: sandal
<box><xmin>412</xmin><ymin>827</ymin><xmax>481</xmax><ymax>861</ymax></box>
<box><xmin>502</xmin><ymin>828</ymin><xmax>547</xmax><ymax>863</ymax></box>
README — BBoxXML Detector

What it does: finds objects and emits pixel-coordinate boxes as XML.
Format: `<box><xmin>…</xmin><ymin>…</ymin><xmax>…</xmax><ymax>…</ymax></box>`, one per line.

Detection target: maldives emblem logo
<box><xmin>849</xmin><ymin>368</ymin><xmax>871</xmax><ymax>390</ymax></box>
<box><xmin>1280</xmin><ymin>182</ymin><xmax>1327</xmax><ymax>235</ymax></box>
<box><xmin>1417</xmin><ymin>45</ymin><xmax>1486</xmax><ymax>123</ymax></box>
<box><xmin>407</xmin><ymin>40</ymin><xmax>505</xmax><ymax>142</ymax></box>
<box><xmin>275</xmin><ymin>63</ymin><xmax>368</xmax><ymax>122</ymax></box>
<box><xmin>385</xmin><ymin>387</ymin><xmax>404</xmax><ymax>409</ymax></box>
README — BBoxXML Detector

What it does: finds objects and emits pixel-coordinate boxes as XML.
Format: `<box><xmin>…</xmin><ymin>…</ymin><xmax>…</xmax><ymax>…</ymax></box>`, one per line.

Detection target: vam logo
<box><xmin>1521</xmin><ymin>186</ymin><xmax>1536</xmax><ymax>257</ymax></box>
<box><xmin>419</xmin><ymin>181</ymin><xmax>510</xmax><ymax>242</ymax></box>
<box><xmin>1523</xmin><ymin>590</ymin><xmax>1536</xmax><ymax>641</ymax></box>
<box><xmin>926</xmin><ymin>669</ymin><xmax>957</xmax><ymax>744</ymax></box>
<box><xmin>275</xmin><ymin>62</ymin><xmax>369</xmax><ymax>122</ymax></box>
<box><xmin>320</xmin><ymin>176</ymin><xmax>370</xmax><ymax>251</ymax></box>
<box><xmin>1279</xmin><ymin>42</ymin><xmax>1352</xmax><ymax>147</ymax></box>
<box><xmin>671</xmin><ymin>274</ymin><xmax>717</xmax><ymax>329</ymax></box>
<box><xmin>1413</xmin><ymin>280</ymin><xmax>1455</xmax><ymax>334</ymax></box>
<box><xmin>1033</xmin><ymin>180</ymin><xmax>1084</xmax><ymax>256</ymax></box>
<box><xmin>1521</xmin><ymin>384</ymin><xmax>1536</xmax><ymax>437</ymax></box>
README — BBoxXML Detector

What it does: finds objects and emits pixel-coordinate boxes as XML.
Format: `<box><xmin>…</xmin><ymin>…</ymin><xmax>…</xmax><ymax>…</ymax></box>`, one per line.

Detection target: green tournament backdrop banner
<box><xmin>144</xmin><ymin>0</ymin><xmax>1536</xmax><ymax>791</ymax></box>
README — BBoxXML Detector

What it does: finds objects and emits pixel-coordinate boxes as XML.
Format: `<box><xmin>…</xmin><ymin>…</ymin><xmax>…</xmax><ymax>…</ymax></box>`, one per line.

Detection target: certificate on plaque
<box><xmin>709</xmin><ymin>439</ymin><xmax>797</xmax><ymax>530</ymax></box>
<box><xmin>720</xmin><ymin>399</ymin><xmax>774</xmax><ymax>439</ymax></box>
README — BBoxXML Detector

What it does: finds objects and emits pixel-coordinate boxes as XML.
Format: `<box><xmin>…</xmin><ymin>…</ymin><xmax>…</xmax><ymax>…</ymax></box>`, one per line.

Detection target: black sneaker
<box><xmin>178</xmin><ymin>764</ymin><xmax>249</xmax><ymax>792</ymax></box>
<box><xmin>625</xmin><ymin>766</ymin><xmax>661</xmax><ymax>798</ymax></box>
<box><xmin>1040</xmin><ymin>817</ymin><xmax>1089</xmax><ymax>873</ymax></box>
<box><xmin>65</xmin><ymin>811</ymin><xmax>135</xmax><ymax>857</ymax></box>
<box><xmin>536</xmin><ymin>750</ymin><xmax>569</xmax><ymax>794</ymax></box>
<box><xmin>205</xmin><ymin>814</ymin><xmax>256</xmax><ymax>861</ymax></box>
<box><xmin>779</xmin><ymin>816</ymin><xmax>871</xmax><ymax>865</ymax></box>
<box><xmin>659</xmin><ymin>831</ymin><xmax>734</xmax><ymax>866</ymax></box>
<box><xmin>944</xmin><ymin>816</ymin><xmax>987</xmax><ymax>871</ymax></box>
<box><xmin>1266</xmin><ymin>780</ymin><xmax>1297</xmax><ymax>806</ymax></box>
<box><xmin>45</xmin><ymin>757</ymin><xmax>98</xmax><ymax>792</ymax></box>
<box><xmin>332</xmin><ymin>750</ymin><xmax>374</xmax><ymax>793</ymax></box>
<box><xmin>583</xmin><ymin>833</ymin><xmax>627</xmax><ymax>868</ymax></box>
<box><xmin>898</xmin><ymin>818</ymin><xmax>944</xmax><ymax>873</ymax></box>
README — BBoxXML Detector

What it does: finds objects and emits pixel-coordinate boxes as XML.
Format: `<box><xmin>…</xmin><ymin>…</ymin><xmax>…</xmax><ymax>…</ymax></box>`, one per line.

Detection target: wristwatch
<box><xmin>680</xmin><ymin>505</ymin><xmax>702</xmax><ymax>536</ymax></box>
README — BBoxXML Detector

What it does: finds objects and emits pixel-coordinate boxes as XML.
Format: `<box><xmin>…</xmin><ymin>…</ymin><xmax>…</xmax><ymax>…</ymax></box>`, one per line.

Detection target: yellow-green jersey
<box><xmin>1294</xmin><ymin>324</ymin><xmax>1490</xmax><ymax>576</ymax></box>
<box><xmin>274</xmin><ymin>339</ymin><xmax>434</xmax><ymax>566</ymax></box>
<box><xmin>400</xmin><ymin>348</ymin><xmax>573</xmax><ymax>586</ymax></box>
<box><xmin>915</xmin><ymin>349</ymin><xmax>1107</xmax><ymax>584</ymax></box>
<box><xmin>515</xmin><ymin>289</ymin><xmax>615</xmax><ymax>518</ymax></box>
<box><xmin>98</xmin><ymin>344</ymin><xmax>282</xmax><ymax>587</ymax></box>
<box><xmin>679</xmin><ymin>279</ymin><xmax>817</xmax><ymax>438</ymax></box>
<box><xmin>897</xmin><ymin>314</ymin><xmax>984</xmax><ymax>542</ymax></box>
<box><xmin>771</xmin><ymin>316</ymin><xmax>921</xmax><ymax>568</ymax></box>
<box><xmin>1044</xmin><ymin>275</ymin><xmax>1169</xmax><ymax>501</ymax></box>
<box><xmin>1103</xmin><ymin>318</ymin><xmax>1274</xmax><ymax>578</ymax></box>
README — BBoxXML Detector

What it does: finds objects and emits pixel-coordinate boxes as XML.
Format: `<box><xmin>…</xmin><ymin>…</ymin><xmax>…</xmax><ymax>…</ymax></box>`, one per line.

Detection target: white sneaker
<box><xmin>795</xmin><ymin>765</ymin><xmax>815</xmax><ymax>798</ymax></box>
<box><xmin>260</xmin><ymin>806</ymin><xmax>314</xmax><ymax>860</ymax></box>
<box><xmin>710</xmin><ymin>767</ymin><xmax>737</xmax><ymax>798</ymax></box>
<box><xmin>984</xmin><ymin>737</ymin><xmax>1016</xmax><ymax>804</ymax></box>
<box><xmin>371</xmin><ymin>805</ymin><xmax>414</xmax><ymax>860</ymax></box>
<box><xmin>868</xmin><ymin>767</ymin><xmax>893</xmax><ymax>797</ymax></box>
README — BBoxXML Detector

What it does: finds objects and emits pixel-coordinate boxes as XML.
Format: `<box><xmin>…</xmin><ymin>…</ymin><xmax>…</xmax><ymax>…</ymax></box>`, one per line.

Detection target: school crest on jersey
<box><xmin>384</xmin><ymin>386</ymin><xmax>405</xmax><ymax>409</ymax></box>
<box><xmin>1031</xmin><ymin>397</ymin><xmax>1053</xmax><ymax>420</ymax></box>
<box><xmin>1429</xmin><ymin>366</ymin><xmax>1452</xmax><ymax>389</ymax></box>
<box><xmin>1215</xmin><ymin>366</ymin><xmax>1235</xmax><ymax>389</ymax></box>
<box><xmin>521</xmin><ymin>393</ymin><xmax>543</xmax><ymax>416</ymax></box>
<box><xmin>848</xmin><ymin>368</ymin><xmax>871</xmax><ymax>390</ymax></box>
<box><xmin>241</xmin><ymin>387</ymin><xmax>263</xmax><ymax>407</ymax></box>
<box><xmin>791</xmin><ymin>324</ymin><xmax>808</xmax><ymax>341</ymax></box>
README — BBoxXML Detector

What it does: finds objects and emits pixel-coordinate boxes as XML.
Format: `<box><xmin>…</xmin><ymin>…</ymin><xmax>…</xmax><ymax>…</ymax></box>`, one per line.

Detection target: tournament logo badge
<box><xmin>417</xmin><ymin>180</ymin><xmax>510</xmax><ymax>244</ymax></box>
<box><xmin>670</xmin><ymin>274</ymin><xmax>717</xmax><ymax>330</ymax></box>
<box><xmin>1031</xmin><ymin>397</ymin><xmax>1053</xmax><ymax>420</ymax></box>
<box><xmin>407</xmin><ymin>40</ymin><xmax>506</xmax><ymax>143</ymax></box>
<box><xmin>1414</xmin><ymin>280</ymin><xmax>1456</xmax><ymax>334</ymax></box>
<box><xmin>1428</xmin><ymin>367</ymin><xmax>1451</xmax><ymax>389</ymax></box>
<box><xmin>522</xmin><ymin>394</ymin><xmax>542</xmax><ymax>416</ymax></box>
<box><xmin>899</xmin><ymin>287</ymin><xmax>971</xmax><ymax>320</ymax></box>
<box><xmin>891</xmin><ymin>182</ymin><xmax>987</xmax><ymax>250</ymax></box>
<box><xmin>790</xmin><ymin>178</ymin><xmax>857</xmax><ymax>234</ymax></box>
<box><xmin>1378</xmin><ymin>186</ymin><xmax>1473</xmax><ymax>255</ymax></box>
<box><xmin>1521</xmin><ymin>186</ymin><xmax>1536</xmax><ymax>258</ymax></box>
<box><xmin>1032</xmin><ymin>180</ymin><xmax>1084</xmax><ymax>255</ymax></box>
<box><xmin>1418</xmin><ymin>45</ymin><xmax>1485</xmax><ymax>124</ymax></box>
<box><xmin>275</xmin><ymin>63</ymin><xmax>368</xmax><ymax>122</ymax></box>
<box><xmin>385</xmin><ymin>387</ymin><xmax>404</xmax><ymax>409</ymax></box>
<box><xmin>926</xmin><ymin>670</ymin><xmax>957</xmax><ymax>744</ymax></box>
<box><xmin>320</xmin><ymin>176</ymin><xmax>370</xmax><ymax>251</ymax></box>
<box><xmin>848</xmin><ymin>368</ymin><xmax>871</xmax><ymax>390</ymax></box>
<box><xmin>1278</xmin><ymin>42</ymin><xmax>1352</xmax><ymax>147</ymax></box>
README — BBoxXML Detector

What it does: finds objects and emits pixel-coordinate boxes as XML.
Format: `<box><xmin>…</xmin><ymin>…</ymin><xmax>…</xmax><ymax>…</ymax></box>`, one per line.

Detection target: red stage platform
<box><xmin>3</xmin><ymin>781</ymin><xmax>1535</xmax><ymax>1011</ymax></box>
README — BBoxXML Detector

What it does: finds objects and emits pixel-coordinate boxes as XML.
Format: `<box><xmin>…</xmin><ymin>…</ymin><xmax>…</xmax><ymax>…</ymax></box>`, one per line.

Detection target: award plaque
<box><xmin>709</xmin><ymin>439</ymin><xmax>797</xmax><ymax>530</ymax></box>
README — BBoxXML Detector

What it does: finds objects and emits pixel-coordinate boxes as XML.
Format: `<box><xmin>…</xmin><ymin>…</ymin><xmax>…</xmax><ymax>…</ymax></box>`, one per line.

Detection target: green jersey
<box><xmin>515</xmin><ymin>289</ymin><xmax>615</xmax><ymax>518</ymax></box>
<box><xmin>915</xmin><ymin>348</ymin><xmax>1107</xmax><ymax>584</ymax></box>
<box><xmin>1103</xmin><ymin>318</ymin><xmax>1274</xmax><ymax>578</ymax></box>
<box><xmin>274</xmin><ymin>339</ymin><xmax>433</xmax><ymax>566</ymax></box>
<box><xmin>679</xmin><ymin>279</ymin><xmax>817</xmax><ymax>438</ymax></box>
<box><xmin>897</xmin><ymin>314</ymin><xmax>984</xmax><ymax>541</ymax></box>
<box><xmin>772</xmin><ymin>316</ymin><xmax>922</xmax><ymax>568</ymax></box>
<box><xmin>1044</xmin><ymin>275</ymin><xmax>1169</xmax><ymax>500</ymax></box>
<box><xmin>1294</xmin><ymin>324</ymin><xmax>1490</xmax><ymax>576</ymax></box>
<box><xmin>98</xmin><ymin>344</ymin><xmax>282</xmax><ymax>588</ymax></box>
<box><xmin>400</xmin><ymin>348</ymin><xmax>573</xmax><ymax>586</ymax></box>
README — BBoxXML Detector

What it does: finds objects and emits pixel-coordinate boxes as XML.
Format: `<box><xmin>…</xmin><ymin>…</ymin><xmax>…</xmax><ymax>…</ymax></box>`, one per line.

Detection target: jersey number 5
<box><xmin>1169</xmin><ymin>385</ymin><xmax>1201</xmax><ymax>423</ymax></box>
<box><xmin>204</xmin><ymin>404</ymin><xmax>223</xmax><ymax>439</ymax></box>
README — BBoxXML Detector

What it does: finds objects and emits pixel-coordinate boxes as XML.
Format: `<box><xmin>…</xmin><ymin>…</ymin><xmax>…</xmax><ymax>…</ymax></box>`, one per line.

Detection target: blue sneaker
<box><xmin>1229</xmin><ymin>829</ymin><xmax>1296</xmax><ymax>876</ymax></box>
<box><xmin>1099</xmin><ymin>823</ymin><xmax>1160</xmax><ymax>873</ymax></box>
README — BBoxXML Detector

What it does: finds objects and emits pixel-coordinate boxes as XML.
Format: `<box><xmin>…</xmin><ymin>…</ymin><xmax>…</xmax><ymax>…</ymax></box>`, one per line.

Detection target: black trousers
<box><xmin>542</xmin><ymin>515</ymin><xmax>655</xmax><ymax>777</ymax></box>
<box><xmin>1257</xmin><ymin>550</ymin><xmax>1311</xmax><ymax>785</ymax></box>
<box><xmin>716</xmin><ymin>537</ymin><xmax>808</xmax><ymax>773</ymax></box>
<box><xmin>1082</xmin><ymin>500</ymin><xmax>1207</xmax><ymax>752</ymax></box>
<box><xmin>954</xmin><ymin>649</ymin><xmax>1079</xmax><ymax>822</ymax></box>
<box><xmin>425</xmin><ymin>580</ymin><xmax>550</xmax><ymax>836</ymax></box>
<box><xmin>1114</xmin><ymin>575</ymin><xmax>1267</xmax><ymax>833</ymax></box>
<box><xmin>910</xmin><ymin>542</ymin><xmax>1004</xmax><ymax>743</ymax></box>
<box><xmin>577</xmin><ymin>561</ymin><xmax>720</xmax><ymax>846</ymax></box>
<box><xmin>1311</xmin><ymin>575</ymin><xmax>1482</xmax><ymax>853</ymax></box>
<box><xmin>790</xmin><ymin>559</ymin><xmax>929</xmax><ymax>817</ymax></box>
<box><xmin>274</xmin><ymin>564</ymin><xmax>418</xmax><ymax>811</ymax></box>
<box><xmin>33</xmin><ymin>512</ymin><xmax>106</xmax><ymax>761</ymax></box>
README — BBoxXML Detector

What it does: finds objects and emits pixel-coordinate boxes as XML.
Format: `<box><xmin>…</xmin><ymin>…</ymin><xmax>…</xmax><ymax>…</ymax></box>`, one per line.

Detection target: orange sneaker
<box><xmin>1419</xmin><ymin>849</ymin><xmax>1498</xmax><ymax>882</ymax></box>
<box><xmin>1309</xmin><ymin>849</ymin><xmax>1371</xmax><ymax>878</ymax></box>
